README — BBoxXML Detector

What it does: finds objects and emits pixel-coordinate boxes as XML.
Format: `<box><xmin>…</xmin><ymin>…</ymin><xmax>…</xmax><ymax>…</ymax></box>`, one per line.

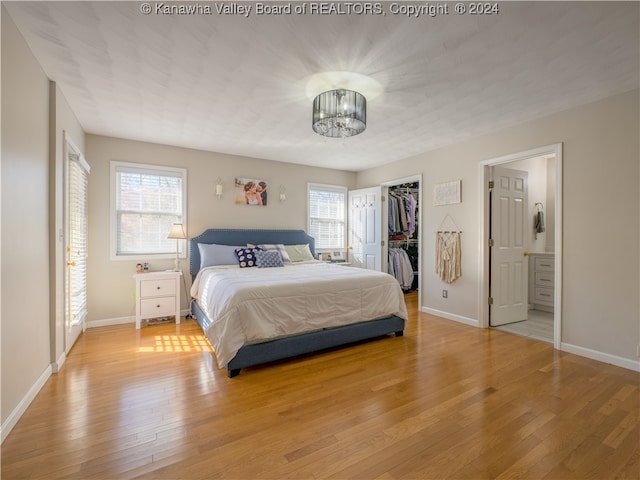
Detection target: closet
<box><xmin>387</xmin><ymin>182</ymin><xmax>419</xmax><ymax>291</ymax></box>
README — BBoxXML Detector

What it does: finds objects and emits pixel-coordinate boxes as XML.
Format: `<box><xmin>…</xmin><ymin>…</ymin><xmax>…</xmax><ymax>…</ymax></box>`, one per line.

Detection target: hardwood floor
<box><xmin>2</xmin><ymin>292</ymin><xmax>639</xmax><ymax>479</ymax></box>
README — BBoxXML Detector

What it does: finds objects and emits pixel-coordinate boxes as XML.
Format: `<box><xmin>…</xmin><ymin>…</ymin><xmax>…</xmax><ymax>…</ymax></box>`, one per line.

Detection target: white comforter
<box><xmin>191</xmin><ymin>262</ymin><xmax>408</xmax><ymax>367</ymax></box>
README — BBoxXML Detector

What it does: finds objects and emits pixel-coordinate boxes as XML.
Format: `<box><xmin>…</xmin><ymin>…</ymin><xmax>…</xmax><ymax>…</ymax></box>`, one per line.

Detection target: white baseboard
<box><xmin>1</xmin><ymin>364</ymin><xmax>52</xmax><ymax>444</ymax></box>
<box><xmin>421</xmin><ymin>308</ymin><xmax>638</xmax><ymax>372</ymax></box>
<box><xmin>86</xmin><ymin>309</ymin><xmax>191</xmax><ymax>329</ymax></box>
<box><xmin>560</xmin><ymin>342</ymin><xmax>640</xmax><ymax>372</ymax></box>
<box><xmin>86</xmin><ymin>315</ymin><xmax>135</xmax><ymax>328</ymax></box>
<box><xmin>420</xmin><ymin>307</ymin><xmax>479</xmax><ymax>327</ymax></box>
<box><xmin>52</xmin><ymin>351</ymin><xmax>66</xmax><ymax>373</ymax></box>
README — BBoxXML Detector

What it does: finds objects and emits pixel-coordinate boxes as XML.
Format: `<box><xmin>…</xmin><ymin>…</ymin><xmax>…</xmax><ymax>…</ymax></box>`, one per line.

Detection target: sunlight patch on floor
<box><xmin>138</xmin><ymin>335</ymin><xmax>211</xmax><ymax>353</ymax></box>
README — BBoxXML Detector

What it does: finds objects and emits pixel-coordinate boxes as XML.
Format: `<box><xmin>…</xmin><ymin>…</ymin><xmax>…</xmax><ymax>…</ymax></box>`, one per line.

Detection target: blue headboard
<box><xmin>190</xmin><ymin>229</ymin><xmax>315</xmax><ymax>278</ymax></box>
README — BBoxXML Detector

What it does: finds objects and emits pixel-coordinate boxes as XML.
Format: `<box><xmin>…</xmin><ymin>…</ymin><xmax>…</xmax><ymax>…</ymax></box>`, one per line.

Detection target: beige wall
<box><xmin>2</xmin><ymin>8</ymin><xmax>85</xmax><ymax>434</ymax></box>
<box><xmin>84</xmin><ymin>135</ymin><xmax>356</xmax><ymax>323</ymax></box>
<box><xmin>356</xmin><ymin>89</ymin><xmax>640</xmax><ymax>363</ymax></box>
<box><xmin>1</xmin><ymin>7</ymin><xmax>52</xmax><ymax>426</ymax></box>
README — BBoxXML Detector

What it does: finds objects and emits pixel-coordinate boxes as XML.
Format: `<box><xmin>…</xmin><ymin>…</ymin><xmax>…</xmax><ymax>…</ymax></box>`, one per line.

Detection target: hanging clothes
<box><xmin>403</xmin><ymin>193</ymin><xmax>417</xmax><ymax>236</ymax></box>
<box><xmin>435</xmin><ymin>231</ymin><xmax>462</xmax><ymax>284</ymax></box>
<box><xmin>388</xmin><ymin>193</ymin><xmax>400</xmax><ymax>234</ymax></box>
<box><xmin>388</xmin><ymin>248</ymin><xmax>414</xmax><ymax>290</ymax></box>
<box><xmin>388</xmin><ymin>190</ymin><xmax>417</xmax><ymax>235</ymax></box>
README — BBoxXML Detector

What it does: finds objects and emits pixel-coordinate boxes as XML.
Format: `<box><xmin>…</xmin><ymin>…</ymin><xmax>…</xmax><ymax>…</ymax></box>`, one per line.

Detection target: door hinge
<box><xmin>381</xmin><ymin>195</ymin><xmax>386</xmax><ymax>202</ymax></box>
<box><xmin>488</xmin><ymin>180</ymin><xmax>494</xmax><ymax>189</ymax></box>
<box><xmin>381</xmin><ymin>240</ymin><xmax>385</xmax><ymax>247</ymax></box>
<box><xmin>488</xmin><ymin>238</ymin><xmax>494</xmax><ymax>247</ymax></box>
<box><xmin>488</xmin><ymin>297</ymin><xmax>494</xmax><ymax>305</ymax></box>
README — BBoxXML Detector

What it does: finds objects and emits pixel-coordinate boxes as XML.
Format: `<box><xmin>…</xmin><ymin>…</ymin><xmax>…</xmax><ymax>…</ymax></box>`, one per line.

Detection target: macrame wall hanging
<box><xmin>435</xmin><ymin>214</ymin><xmax>462</xmax><ymax>284</ymax></box>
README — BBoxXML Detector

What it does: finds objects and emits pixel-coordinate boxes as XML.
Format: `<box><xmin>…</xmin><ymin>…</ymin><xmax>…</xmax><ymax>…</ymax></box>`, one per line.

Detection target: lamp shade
<box><xmin>167</xmin><ymin>223</ymin><xmax>186</xmax><ymax>239</ymax></box>
<box><xmin>312</xmin><ymin>89</ymin><xmax>366</xmax><ymax>138</ymax></box>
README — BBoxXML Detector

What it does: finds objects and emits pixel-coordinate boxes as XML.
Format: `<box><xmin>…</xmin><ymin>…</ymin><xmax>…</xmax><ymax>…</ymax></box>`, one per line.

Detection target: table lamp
<box><xmin>167</xmin><ymin>223</ymin><xmax>186</xmax><ymax>271</ymax></box>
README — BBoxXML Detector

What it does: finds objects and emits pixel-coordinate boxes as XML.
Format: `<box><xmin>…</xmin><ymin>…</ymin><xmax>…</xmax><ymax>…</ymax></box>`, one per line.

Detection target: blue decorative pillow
<box><xmin>255</xmin><ymin>249</ymin><xmax>284</xmax><ymax>268</ymax></box>
<box><xmin>234</xmin><ymin>247</ymin><xmax>258</xmax><ymax>268</ymax></box>
<box><xmin>199</xmin><ymin>243</ymin><xmax>243</xmax><ymax>268</ymax></box>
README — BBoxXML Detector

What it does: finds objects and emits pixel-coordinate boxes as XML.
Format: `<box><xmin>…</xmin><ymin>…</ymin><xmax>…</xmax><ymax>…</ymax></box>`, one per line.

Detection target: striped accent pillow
<box><xmin>256</xmin><ymin>244</ymin><xmax>291</xmax><ymax>263</ymax></box>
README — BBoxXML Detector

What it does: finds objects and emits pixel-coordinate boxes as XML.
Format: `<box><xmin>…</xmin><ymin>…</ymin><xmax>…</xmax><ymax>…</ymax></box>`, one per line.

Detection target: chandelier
<box><xmin>312</xmin><ymin>89</ymin><xmax>366</xmax><ymax>138</ymax></box>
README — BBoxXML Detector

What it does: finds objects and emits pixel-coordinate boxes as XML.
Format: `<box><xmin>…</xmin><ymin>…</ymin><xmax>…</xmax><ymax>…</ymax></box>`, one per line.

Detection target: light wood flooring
<box><xmin>2</xmin><ymin>292</ymin><xmax>639</xmax><ymax>479</ymax></box>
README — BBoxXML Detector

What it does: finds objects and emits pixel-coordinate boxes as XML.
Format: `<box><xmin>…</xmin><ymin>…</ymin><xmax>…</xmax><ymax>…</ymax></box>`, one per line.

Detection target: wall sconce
<box><xmin>279</xmin><ymin>185</ymin><xmax>287</xmax><ymax>202</ymax></box>
<box><xmin>215</xmin><ymin>177</ymin><xmax>223</xmax><ymax>198</ymax></box>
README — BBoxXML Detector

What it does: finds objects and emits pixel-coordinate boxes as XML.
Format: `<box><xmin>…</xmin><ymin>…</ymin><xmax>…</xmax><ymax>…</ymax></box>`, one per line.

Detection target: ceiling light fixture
<box><xmin>312</xmin><ymin>89</ymin><xmax>366</xmax><ymax>138</ymax></box>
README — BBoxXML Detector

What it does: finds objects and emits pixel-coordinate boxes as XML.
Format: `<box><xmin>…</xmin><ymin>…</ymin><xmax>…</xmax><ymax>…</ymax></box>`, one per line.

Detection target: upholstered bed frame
<box><xmin>189</xmin><ymin>229</ymin><xmax>405</xmax><ymax>377</ymax></box>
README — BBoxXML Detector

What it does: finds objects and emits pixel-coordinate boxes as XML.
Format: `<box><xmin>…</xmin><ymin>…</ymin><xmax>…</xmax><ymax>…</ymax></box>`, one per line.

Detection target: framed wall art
<box><xmin>433</xmin><ymin>180</ymin><xmax>461</xmax><ymax>206</ymax></box>
<box><xmin>235</xmin><ymin>177</ymin><xmax>268</xmax><ymax>206</ymax></box>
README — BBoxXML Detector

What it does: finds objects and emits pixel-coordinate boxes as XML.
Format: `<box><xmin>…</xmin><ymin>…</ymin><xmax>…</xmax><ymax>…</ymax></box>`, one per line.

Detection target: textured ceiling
<box><xmin>6</xmin><ymin>1</ymin><xmax>639</xmax><ymax>171</ymax></box>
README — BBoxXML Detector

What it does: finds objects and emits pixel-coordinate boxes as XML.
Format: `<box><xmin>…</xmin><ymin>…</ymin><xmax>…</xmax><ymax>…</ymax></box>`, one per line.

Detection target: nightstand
<box><xmin>133</xmin><ymin>271</ymin><xmax>181</xmax><ymax>329</ymax></box>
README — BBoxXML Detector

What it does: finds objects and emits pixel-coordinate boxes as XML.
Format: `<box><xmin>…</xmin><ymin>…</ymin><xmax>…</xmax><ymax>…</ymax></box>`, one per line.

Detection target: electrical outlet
<box><xmin>442</xmin><ymin>290</ymin><xmax>448</xmax><ymax>298</ymax></box>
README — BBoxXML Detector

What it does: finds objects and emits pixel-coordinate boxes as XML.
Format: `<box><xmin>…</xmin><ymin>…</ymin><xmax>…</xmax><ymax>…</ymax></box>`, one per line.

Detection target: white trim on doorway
<box><xmin>477</xmin><ymin>143</ymin><xmax>563</xmax><ymax>350</ymax></box>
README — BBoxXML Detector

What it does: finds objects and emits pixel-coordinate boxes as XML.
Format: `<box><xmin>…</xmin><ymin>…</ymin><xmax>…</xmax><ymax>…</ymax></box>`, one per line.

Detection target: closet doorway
<box><xmin>479</xmin><ymin>144</ymin><xmax>562</xmax><ymax>349</ymax></box>
<box><xmin>383</xmin><ymin>175</ymin><xmax>422</xmax><ymax>308</ymax></box>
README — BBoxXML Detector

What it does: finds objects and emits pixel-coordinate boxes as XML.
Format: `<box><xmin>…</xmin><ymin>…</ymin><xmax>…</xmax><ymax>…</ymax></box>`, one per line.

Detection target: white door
<box><xmin>348</xmin><ymin>186</ymin><xmax>382</xmax><ymax>270</ymax></box>
<box><xmin>65</xmin><ymin>137</ymin><xmax>90</xmax><ymax>350</ymax></box>
<box><xmin>490</xmin><ymin>166</ymin><xmax>529</xmax><ymax>326</ymax></box>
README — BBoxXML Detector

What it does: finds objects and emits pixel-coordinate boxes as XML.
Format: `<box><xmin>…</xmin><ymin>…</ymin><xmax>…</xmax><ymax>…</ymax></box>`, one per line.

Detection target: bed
<box><xmin>189</xmin><ymin>229</ymin><xmax>407</xmax><ymax>377</ymax></box>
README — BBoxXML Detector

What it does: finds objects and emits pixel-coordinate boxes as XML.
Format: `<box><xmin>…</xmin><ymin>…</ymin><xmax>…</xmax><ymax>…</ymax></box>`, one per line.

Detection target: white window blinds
<box><xmin>113</xmin><ymin>162</ymin><xmax>186</xmax><ymax>257</ymax></box>
<box><xmin>308</xmin><ymin>184</ymin><xmax>346</xmax><ymax>249</ymax></box>
<box><xmin>67</xmin><ymin>154</ymin><xmax>90</xmax><ymax>326</ymax></box>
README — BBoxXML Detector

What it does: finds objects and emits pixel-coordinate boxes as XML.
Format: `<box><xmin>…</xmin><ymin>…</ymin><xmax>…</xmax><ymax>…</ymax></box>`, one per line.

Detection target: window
<box><xmin>111</xmin><ymin>161</ymin><xmax>187</xmax><ymax>259</ymax></box>
<box><xmin>307</xmin><ymin>183</ymin><xmax>346</xmax><ymax>249</ymax></box>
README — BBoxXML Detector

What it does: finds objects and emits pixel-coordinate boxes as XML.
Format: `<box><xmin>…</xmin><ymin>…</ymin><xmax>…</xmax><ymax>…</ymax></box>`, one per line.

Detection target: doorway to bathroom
<box><xmin>479</xmin><ymin>144</ymin><xmax>562</xmax><ymax>348</ymax></box>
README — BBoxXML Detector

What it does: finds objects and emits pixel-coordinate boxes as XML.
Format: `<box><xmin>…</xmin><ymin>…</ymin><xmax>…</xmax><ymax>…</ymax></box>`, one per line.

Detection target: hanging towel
<box><xmin>535</xmin><ymin>211</ymin><xmax>545</xmax><ymax>234</ymax></box>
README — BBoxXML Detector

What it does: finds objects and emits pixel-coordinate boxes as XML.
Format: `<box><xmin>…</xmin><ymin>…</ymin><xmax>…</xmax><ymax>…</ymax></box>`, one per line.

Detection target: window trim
<box><xmin>307</xmin><ymin>182</ymin><xmax>347</xmax><ymax>250</ymax></box>
<box><xmin>110</xmin><ymin>161</ymin><xmax>187</xmax><ymax>261</ymax></box>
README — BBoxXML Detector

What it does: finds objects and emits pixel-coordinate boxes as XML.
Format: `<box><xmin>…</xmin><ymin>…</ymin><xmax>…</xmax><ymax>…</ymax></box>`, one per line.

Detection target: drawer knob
<box><xmin>157</xmin><ymin>286</ymin><xmax>161</xmax><ymax>290</ymax></box>
<box><xmin>157</xmin><ymin>304</ymin><xmax>161</xmax><ymax>308</ymax></box>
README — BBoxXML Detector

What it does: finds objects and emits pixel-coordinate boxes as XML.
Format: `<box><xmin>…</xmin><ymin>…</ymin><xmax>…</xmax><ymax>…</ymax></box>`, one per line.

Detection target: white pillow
<box><xmin>284</xmin><ymin>244</ymin><xmax>315</xmax><ymax>262</ymax></box>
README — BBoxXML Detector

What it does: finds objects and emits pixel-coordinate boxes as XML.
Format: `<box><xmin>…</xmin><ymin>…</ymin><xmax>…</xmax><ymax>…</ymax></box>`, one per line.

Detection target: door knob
<box><xmin>523</xmin><ymin>251</ymin><xmax>529</xmax><ymax>257</ymax></box>
<box><xmin>67</xmin><ymin>261</ymin><xmax>77</xmax><ymax>267</ymax></box>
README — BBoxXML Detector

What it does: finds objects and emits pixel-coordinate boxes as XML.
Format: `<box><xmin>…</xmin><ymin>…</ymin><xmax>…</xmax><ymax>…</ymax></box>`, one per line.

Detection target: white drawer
<box><xmin>534</xmin><ymin>257</ymin><xmax>554</xmax><ymax>272</ymax></box>
<box><xmin>534</xmin><ymin>287</ymin><xmax>554</xmax><ymax>304</ymax></box>
<box><xmin>140</xmin><ymin>296</ymin><xmax>176</xmax><ymax>318</ymax></box>
<box><xmin>140</xmin><ymin>279</ymin><xmax>176</xmax><ymax>297</ymax></box>
<box><xmin>535</xmin><ymin>271</ymin><xmax>554</xmax><ymax>288</ymax></box>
